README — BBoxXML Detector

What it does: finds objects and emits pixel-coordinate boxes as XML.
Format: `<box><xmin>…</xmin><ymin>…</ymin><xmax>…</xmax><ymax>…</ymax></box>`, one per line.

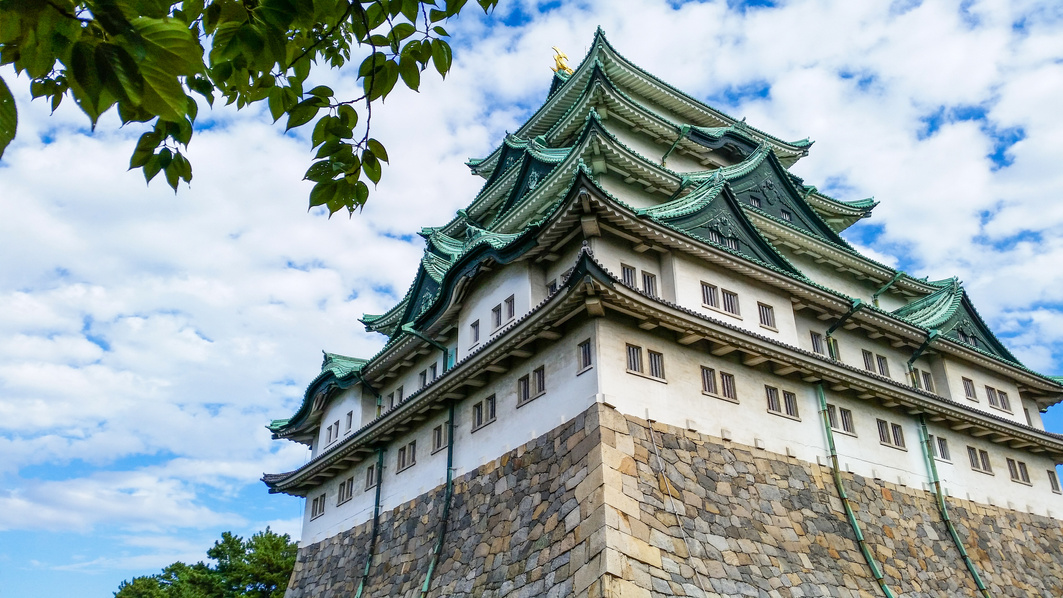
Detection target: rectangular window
<box><xmin>642</xmin><ymin>272</ymin><xmax>657</xmax><ymax>297</ymax></box>
<box><xmin>962</xmin><ymin>377</ymin><xmax>977</xmax><ymax>401</ymax></box>
<box><xmin>517</xmin><ymin>374</ymin><xmax>530</xmax><ymax>405</ymax></box>
<box><xmin>471</xmin><ymin>320</ymin><xmax>480</xmax><ymax>344</ymax></box>
<box><xmin>505</xmin><ymin>295</ymin><xmax>515</xmax><ymax>320</ymax></box>
<box><xmin>386</xmin><ymin>392</ymin><xmax>395</xmax><ymax>410</ymax></box>
<box><xmin>701</xmin><ymin>282</ymin><xmax>719</xmax><ymax>308</ymax></box>
<box><xmin>432</xmin><ymin>424</ymin><xmax>448</xmax><ymax>453</ymax></box>
<box><xmin>396</xmin><ymin>385</ymin><xmax>403</xmax><ymax>402</ymax></box>
<box><xmin>419</xmin><ymin>370</ymin><xmax>427</xmax><ymax>389</ymax></box>
<box><xmin>1007</xmin><ymin>458</ymin><xmax>1031</xmax><ymax>484</ymax></box>
<box><xmin>429</xmin><ymin>363</ymin><xmax>437</xmax><ymax>380</ymax></box>
<box><xmin>827</xmin><ymin>404</ymin><xmax>854</xmax><ymax>434</ymax></box>
<box><xmin>648</xmin><ymin>351</ymin><xmax>665</xmax><ymax>379</ymax></box>
<box><xmin>840</xmin><ymin>408</ymin><xmax>855</xmax><ymax>434</ymax></box>
<box><xmin>492</xmin><ymin>304</ymin><xmax>502</xmax><ymax>328</ymax></box>
<box><xmin>876</xmin><ymin>355</ymin><xmax>890</xmax><ymax>377</ymax></box>
<box><xmin>325</xmin><ymin>424</ymin><xmax>332</xmax><ymax>444</ymax></box>
<box><xmin>1049</xmin><ymin>470</ymin><xmax>1061</xmax><ymax>494</ymax></box>
<box><xmin>922</xmin><ymin>371</ymin><xmax>934</xmax><ymax>392</ymax></box>
<box><xmin>310</xmin><ymin>494</ymin><xmax>326</xmax><ymax>519</ymax></box>
<box><xmin>532</xmin><ymin>366</ymin><xmax>546</xmax><ymax>395</ymax></box>
<box><xmin>862</xmin><ymin>350</ymin><xmax>875</xmax><ymax>372</ymax></box>
<box><xmin>749</xmin><ymin>196</ymin><xmax>761</xmax><ymax>208</ymax></box>
<box><xmin>757</xmin><ymin>303</ymin><xmax>776</xmax><ymax>329</ymax></box>
<box><xmin>337</xmin><ymin>476</ymin><xmax>354</xmax><ymax>505</ymax></box>
<box><xmin>577</xmin><ymin>339</ymin><xmax>593</xmax><ymax>371</ymax></box>
<box><xmin>986</xmin><ymin>386</ymin><xmax>999</xmax><ymax>408</ymax></box>
<box><xmin>810</xmin><ymin>331</ymin><xmax>824</xmax><ymax>355</ymax></box>
<box><xmin>364</xmin><ymin>463</ymin><xmax>377</xmax><ymax>490</ymax></box>
<box><xmin>701</xmin><ymin>366</ymin><xmax>718</xmax><ymax>395</ymax></box>
<box><xmin>721</xmin><ymin>372</ymin><xmax>738</xmax><ymax>401</ymax></box>
<box><xmin>968</xmin><ymin>447</ymin><xmax>992</xmax><ymax>473</ymax></box>
<box><xmin>998</xmin><ymin>390</ymin><xmax>1011</xmax><ymax>412</ymax></box>
<box><xmin>1025</xmin><ymin>408</ymin><xmax>1033</xmax><ymax>427</ymax></box>
<box><xmin>725</xmin><ymin>237</ymin><xmax>739</xmax><ymax>251</ymax></box>
<box><xmin>877</xmin><ymin>419</ymin><xmax>905</xmax><ymax>448</ymax></box>
<box><xmin>472</xmin><ymin>395</ymin><xmax>496</xmax><ymax>431</ymax></box>
<box><xmin>397</xmin><ymin>440</ymin><xmax>416</xmax><ymax>471</ymax></box>
<box><xmin>891</xmin><ymin>423</ymin><xmax>905</xmax><ymax>448</ymax></box>
<box><xmin>826</xmin><ymin>337</ymin><xmax>839</xmax><ymax>360</ymax></box>
<box><xmin>626</xmin><ymin>344</ymin><xmax>643</xmax><ymax>373</ymax></box>
<box><xmin>783</xmin><ymin>391</ymin><xmax>799</xmax><ymax>418</ymax></box>
<box><xmin>781</xmin><ymin>209</ymin><xmax>793</xmax><ymax>222</ymax></box>
<box><xmin>621</xmin><ymin>264</ymin><xmax>637</xmax><ymax>286</ymax></box>
<box><xmin>345</xmin><ymin>411</ymin><xmax>353</xmax><ymax>432</ymax></box>
<box><xmin>766</xmin><ymin>386</ymin><xmax>781</xmax><ymax>413</ymax></box>
<box><xmin>937</xmin><ymin>437</ymin><xmax>951</xmax><ymax>461</ymax></box>
<box><xmin>722</xmin><ymin>290</ymin><xmax>740</xmax><ymax>315</ymax></box>
<box><xmin>547</xmin><ymin>279</ymin><xmax>558</xmax><ymax>294</ymax></box>
<box><xmin>708</xmin><ymin>230</ymin><xmax>722</xmax><ymax>245</ymax></box>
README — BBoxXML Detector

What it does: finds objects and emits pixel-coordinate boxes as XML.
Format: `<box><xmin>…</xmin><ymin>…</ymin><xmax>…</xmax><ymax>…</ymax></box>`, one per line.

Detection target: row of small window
<box><xmin>470</xmin><ymin>295</ymin><xmax>517</xmax><ymax>344</ymax></box>
<box><xmin>324</xmin><ymin>411</ymin><xmax>356</xmax><ymax>445</ymax></box>
<box><xmin>961</xmin><ymin>377</ymin><xmax>1012</xmax><ymax>412</ymax></box>
<box><xmin>619</xmin><ymin>267</ymin><xmax>778</xmax><ymax>331</ymax></box>
<box><xmin>621</xmin><ymin>265</ymin><xmax>659</xmax><ymax>297</ymax></box>
<box><xmin>746</xmin><ymin>195</ymin><xmax>793</xmax><ymax>224</ymax></box>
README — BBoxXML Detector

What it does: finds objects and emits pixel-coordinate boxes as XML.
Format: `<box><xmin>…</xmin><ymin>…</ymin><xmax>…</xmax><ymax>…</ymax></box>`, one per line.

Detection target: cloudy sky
<box><xmin>2</xmin><ymin>0</ymin><xmax>1063</xmax><ymax>595</ymax></box>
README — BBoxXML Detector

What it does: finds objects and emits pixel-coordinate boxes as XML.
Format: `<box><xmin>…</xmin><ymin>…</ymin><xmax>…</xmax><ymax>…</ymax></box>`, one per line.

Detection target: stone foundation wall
<box><xmin>285</xmin><ymin>404</ymin><xmax>1063</xmax><ymax>597</ymax></box>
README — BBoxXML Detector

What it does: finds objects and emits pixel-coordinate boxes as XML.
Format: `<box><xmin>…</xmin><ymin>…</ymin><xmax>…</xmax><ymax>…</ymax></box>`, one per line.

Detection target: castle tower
<box><xmin>264</xmin><ymin>30</ymin><xmax>1063</xmax><ymax>597</ymax></box>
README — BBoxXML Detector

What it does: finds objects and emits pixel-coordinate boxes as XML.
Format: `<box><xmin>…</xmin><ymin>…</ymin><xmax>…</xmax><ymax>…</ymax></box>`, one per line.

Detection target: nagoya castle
<box><xmin>264</xmin><ymin>30</ymin><xmax>1063</xmax><ymax>597</ymax></box>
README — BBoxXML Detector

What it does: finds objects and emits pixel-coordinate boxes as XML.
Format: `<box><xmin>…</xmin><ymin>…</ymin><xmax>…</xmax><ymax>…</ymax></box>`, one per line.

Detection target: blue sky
<box><xmin>2</xmin><ymin>1</ymin><xmax>1063</xmax><ymax>596</ymax></box>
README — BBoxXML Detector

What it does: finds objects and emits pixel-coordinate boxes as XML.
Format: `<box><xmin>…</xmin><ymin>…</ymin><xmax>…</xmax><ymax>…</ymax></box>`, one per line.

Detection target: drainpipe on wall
<box><xmin>917</xmin><ymin>415</ymin><xmax>992</xmax><ymax>597</ymax></box>
<box><xmin>356</xmin><ymin>374</ymin><xmax>384</xmax><ymax>417</ymax></box>
<box><xmin>872</xmin><ymin>271</ymin><xmax>905</xmax><ymax>308</ymax></box>
<box><xmin>403</xmin><ymin>324</ymin><xmax>451</xmax><ymax>373</ymax></box>
<box><xmin>660</xmin><ymin>124</ymin><xmax>691</xmax><ymax>168</ymax></box>
<box><xmin>816</xmin><ymin>383</ymin><xmax>897</xmax><ymax>598</ymax></box>
<box><xmin>825</xmin><ymin>299</ymin><xmax>866</xmax><ymax>361</ymax></box>
<box><xmin>419</xmin><ymin>402</ymin><xmax>457</xmax><ymax>598</ymax></box>
<box><xmin>354</xmin><ymin>447</ymin><xmax>386</xmax><ymax>598</ymax></box>
<box><xmin>905</xmin><ymin>330</ymin><xmax>939</xmax><ymax>389</ymax></box>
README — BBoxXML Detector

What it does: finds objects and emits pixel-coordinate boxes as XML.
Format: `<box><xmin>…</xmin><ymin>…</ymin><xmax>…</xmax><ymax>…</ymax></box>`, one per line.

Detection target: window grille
<box><xmin>621</xmin><ymin>264</ymin><xmax>636</xmax><ymax>286</ymax></box>
<box><xmin>492</xmin><ymin>304</ymin><xmax>502</xmax><ymax>328</ymax></box>
<box><xmin>533</xmin><ymin>366</ymin><xmax>546</xmax><ymax>395</ymax></box>
<box><xmin>1049</xmin><ymin>470</ymin><xmax>1061</xmax><ymax>494</ymax></box>
<box><xmin>725</xmin><ymin>237</ymin><xmax>739</xmax><ymax>251</ymax></box>
<box><xmin>642</xmin><ymin>272</ymin><xmax>657</xmax><ymax>297</ymax></box>
<box><xmin>766</xmin><ymin>386</ymin><xmax>781</xmax><ymax>413</ymax></box>
<box><xmin>577</xmin><ymin>340</ymin><xmax>593</xmax><ymax>371</ymax></box>
<box><xmin>986</xmin><ymin>386</ymin><xmax>999</xmax><ymax>408</ymax></box>
<box><xmin>517</xmin><ymin>375</ymin><xmax>530</xmax><ymax>405</ymax></box>
<box><xmin>648</xmin><ymin>351</ymin><xmax>665</xmax><ymax>379</ymax></box>
<box><xmin>810</xmin><ymin>332</ymin><xmax>824</xmax><ymax>354</ymax></box>
<box><xmin>876</xmin><ymin>355</ymin><xmax>890</xmax><ymax>377</ymax></box>
<box><xmin>749</xmin><ymin>196</ymin><xmax>761</xmax><ymax>208</ymax></box>
<box><xmin>701</xmin><ymin>282</ymin><xmax>719</xmax><ymax>307</ymax></box>
<box><xmin>783</xmin><ymin>391</ymin><xmax>799</xmax><ymax>418</ymax></box>
<box><xmin>722</xmin><ymin>290</ymin><xmax>740</xmax><ymax>315</ymax></box>
<box><xmin>721</xmin><ymin>372</ymin><xmax>737</xmax><ymax>400</ymax></box>
<box><xmin>471</xmin><ymin>320</ymin><xmax>480</xmax><ymax>343</ymax></box>
<box><xmin>505</xmin><ymin>295</ymin><xmax>515</xmax><ymax>320</ymax></box>
<box><xmin>968</xmin><ymin>447</ymin><xmax>992</xmax><ymax>473</ymax></box>
<box><xmin>626</xmin><ymin>344</ymin><xmax>643</xmax><ymax>373</ymax></box>
<box><xmin>962</xmin><ymin>377</ymin><xmax>977</xmax><ymax>400</ymax></box>
<box><xmin>781</xmin><ymin>209</ymin><xmax>792</xmax><ymax>222</ymax></box>
<box><xmin>701</xmin><ymin>366</ymin><xmax>717</xmax><ymax>394</ymax></box>
<box><xmin>862</xmin><ymin>350</ymin><xmax>875</xmax><ymax>371</ymax></box>
<box><xmin>758</xmin><ymin>303</ymin><xmax>776</xmax><ymax>329</ymax></box>
<box><xmin>364</xmin><ymin>463</ymin><xmax>377</xmax><ymax>490</ymax></box>
<box><xmin>998</xmin><ymin>390</ymin><xmax>1011</xmax><ymax>411</ymax></box>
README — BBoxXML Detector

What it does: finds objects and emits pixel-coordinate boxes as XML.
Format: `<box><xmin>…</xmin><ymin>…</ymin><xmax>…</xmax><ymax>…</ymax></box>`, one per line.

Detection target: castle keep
<box><xmin>264</xmin><ymin>30</ymin><xmax>1063</xmax><ymax>597</ymax></box>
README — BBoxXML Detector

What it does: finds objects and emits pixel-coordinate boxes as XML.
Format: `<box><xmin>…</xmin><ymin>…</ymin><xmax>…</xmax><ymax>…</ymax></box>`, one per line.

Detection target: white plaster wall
<box><xmin>590</xmin><ymin>234</ymin><xmax>661</xmax><ymax>292</ymax></box>
<box><xmin>1021</xmin><ymin>396</ymin><xmax>1046</xmax><ymax>430</ymax></box>
<box><xmin>596</xmin><ymin>172</ymin><xmax>664</xmax><ymax>211</ymax></box>
<box><xmin>299</xmin><ymin>320</ymin><xmax>600</xmax><ymax>545</ymax></box>
<box><xmin>457</xmin><ymin>262</ymin><xmax>533</xmax><ymax>360</ymax></box>
<box><xmin>940</xmin><ymin>357</ymin><xmax>1026</xmax><ymax>426</ymax></box>
<box><xmin>312</xmin><ymin>387</ymin><xmax>361</xmax><ymax>459</ymax></box>
<box><xmin>594</xmin><ymin>318</ymin><xmax>1063</xmax><ymax>518</ymax></box>
<box><xmin>776</xmin><ymin>246</ymin><xmax>901</xmax><ymax>309</ymax></box>
<box><xmin>672</xmin><ymin>252</ymin><xmax>798</xmax><ymax>345</ymax></box>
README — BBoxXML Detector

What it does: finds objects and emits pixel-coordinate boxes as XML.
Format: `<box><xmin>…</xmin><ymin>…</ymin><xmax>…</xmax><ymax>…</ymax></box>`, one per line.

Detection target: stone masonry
<box><xmin>285</xmin><ymin>403</ymin><xmax>1063</xmax><ymax>597</ymax></box>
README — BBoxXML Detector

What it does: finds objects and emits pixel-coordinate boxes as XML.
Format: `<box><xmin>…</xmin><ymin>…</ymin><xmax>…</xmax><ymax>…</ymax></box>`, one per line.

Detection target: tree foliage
<box><xmin>113</xmin><ymin>527</ymin><xmax>298</xmax><ymax>598</ymax></box>
<box><xmin>0</xmin><ymin>0</ymin><xmax>497</xmax><ymax>215</ymax></box>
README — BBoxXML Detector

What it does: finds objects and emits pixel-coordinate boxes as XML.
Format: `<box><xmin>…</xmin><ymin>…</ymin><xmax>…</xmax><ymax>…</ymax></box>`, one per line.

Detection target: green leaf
<box><xmin>311</xmin><ymin>115</ymin><xmax>333</xmax><ymax>147</ymax></box>
<box><xmin>304</xmin><ymin>159</ymin><xmax>334</xmax><ymax>182</ymax></box>
<box><xmin>391</xmin><ymin>23</ymin><xmax>415</xmax><ymax>41</ymax></box>
<box><xmin>285</xmin><ymin>98</ymin><xmax>320</xmax><ymax>131</ymax></box>
<box><xmin>308</xmin><ymin>180</ymin><xmax>337</xmax><ymax>208</ymax></box>
<box><xmin>431</xmin><ymin>39</ymin><xmax>452</xmax><ymax>78</ymax></box>
<box><xmin>432</xmin><ymin>26</ymin><xmax>448</xmax><ymax>36</ymax></box>
<box><xmin>337</xmin><ymin>104</ymin><xmax>357</xmax><ymax>129</ymax></box>
<box><xmin>0</xmin><ymin>75</ymin><xmax>16</xmax><ymax>159</ymax></box>
<box><xmin>367</xmin><ymin>138</ymin><xmax>388</xmax><ymax>163</ymax></box>
<box><xmin>130</xmin><ymin>17</ymin><xmax>204</xmax><ymax>121</ymax></box>
<box><xmin>398</xmin><ymin>55</ymin><xmax>419</xmax><ymax>91</ymax></box>
<box><xmin>267</xmin><ymin>87</ymin><xmax>285</xmax><ymax>122</ymax></box>
<box><xmin>307</xmin><ymin>85</ymin><xmax>333</xmax><ymax>98</ymax></box>
<box><xmin>143</xmin><ymin>153</ymin><xmax>163</xmax><ymax>182</ymax></box>
<box><xmin>164</xmin><ymin>160</ymin><xmax>180</xmax><ymax>190</ymax></box>
<box><xmin>362</xmin><ymin>150</ymin><xmax>381</xmax><ymax>184</ymax></box>
<box><xmin>95</xmin><ymin>42</ymin><xmax>144</xmax><ymax>106</ymax></box>
<box><xmin>353</xmin><ymin>179</ymin><xmax>369</xmax><ymax>204</ymax></box>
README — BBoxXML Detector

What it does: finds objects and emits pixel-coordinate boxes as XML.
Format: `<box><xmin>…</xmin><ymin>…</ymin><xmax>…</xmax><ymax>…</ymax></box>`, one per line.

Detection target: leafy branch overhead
<box><xmin>0</xmin><ymin>0</ymin><xmax>497</xmax><ymax>216</ymax></box>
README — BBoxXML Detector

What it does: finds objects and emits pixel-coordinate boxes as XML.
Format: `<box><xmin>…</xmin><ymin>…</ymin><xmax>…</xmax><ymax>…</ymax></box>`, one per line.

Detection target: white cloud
<box><xmin>3</xmin><ymin>0</ymin><xmax>1063</xmax><ymax>594</ymax></box>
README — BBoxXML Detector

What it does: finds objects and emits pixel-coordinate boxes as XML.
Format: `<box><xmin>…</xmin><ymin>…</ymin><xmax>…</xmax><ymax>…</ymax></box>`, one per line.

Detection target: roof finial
<box><xmin>552</xmin><ymin>47</ymin><xmax>574</xmax><ymax>76</ymax></box>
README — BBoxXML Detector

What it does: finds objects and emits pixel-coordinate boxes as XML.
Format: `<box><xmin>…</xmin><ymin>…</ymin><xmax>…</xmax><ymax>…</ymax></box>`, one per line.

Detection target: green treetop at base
<box><xmin>113</xmin><ymin>527</ymin><xmax>297</xmax><ymax>598</ymax></box>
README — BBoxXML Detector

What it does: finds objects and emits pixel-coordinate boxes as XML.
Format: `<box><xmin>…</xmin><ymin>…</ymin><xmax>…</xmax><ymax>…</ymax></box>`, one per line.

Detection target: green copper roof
<box><xmin>893</xmin><ymin>278</ymin><xmax>962</xmax><ymax>328</ymax></box>
<box><xmin>267</xmin><ymin>352</ymin><xmax>366</xmax><ymax>435</ymax></box>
